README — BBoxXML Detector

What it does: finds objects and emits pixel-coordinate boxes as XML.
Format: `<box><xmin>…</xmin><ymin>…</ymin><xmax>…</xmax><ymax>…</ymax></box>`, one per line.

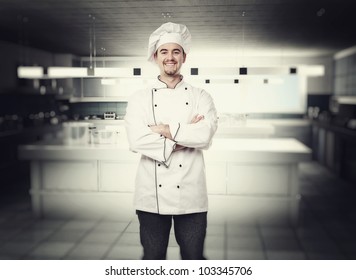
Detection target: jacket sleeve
<box><xmin>172</xmin><ymin>89</ymin><xmax>218</xmax><ymax>150</ymax></box>
<box><xmin>124</xmin><ymin>91</ymin><xmax>177</xmax><ymax>166</ymax></box>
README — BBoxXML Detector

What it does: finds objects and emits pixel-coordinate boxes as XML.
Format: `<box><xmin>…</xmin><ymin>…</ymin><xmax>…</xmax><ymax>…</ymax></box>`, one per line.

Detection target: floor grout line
<box><xmin>100</xmin><ymin>219</ymin><xmax>134</xmax><ymax>260</ymax></box>
<box><xmin>60</xmin><ymin>219</ymin><xmax>102</xmax><ymax>260</ymax></box>
<box><xmin>256</xmin><ymin>222</ymin><xmax>268</xmax><ymax>260</ymax></box>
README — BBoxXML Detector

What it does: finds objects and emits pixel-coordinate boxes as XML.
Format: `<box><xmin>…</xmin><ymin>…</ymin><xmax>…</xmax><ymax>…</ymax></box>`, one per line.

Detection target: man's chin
<box><xmin>164</xmin><ymin>70</ymin><xmax>177</xmax><ymax>76</ymax></box>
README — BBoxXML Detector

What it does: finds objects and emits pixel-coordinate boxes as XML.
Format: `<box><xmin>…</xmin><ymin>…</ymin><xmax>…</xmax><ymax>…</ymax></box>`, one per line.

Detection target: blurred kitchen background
<box><xmin>1</xmin><ymin>0</ymin><xmax>356</xmax><ymax>260</ymax></box>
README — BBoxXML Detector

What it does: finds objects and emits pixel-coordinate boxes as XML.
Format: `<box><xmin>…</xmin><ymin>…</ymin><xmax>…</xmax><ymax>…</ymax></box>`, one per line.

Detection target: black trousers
<box><xmin>136</xmin><ymin>210</ymin><xmax>207</xmax><ymax>260</ymax></box>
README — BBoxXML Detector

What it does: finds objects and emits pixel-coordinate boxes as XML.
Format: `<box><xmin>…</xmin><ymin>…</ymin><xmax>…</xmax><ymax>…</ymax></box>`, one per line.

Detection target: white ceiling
<box><xmin>0</xmin><ymin>0</ymin><xmax>355</xmax><ymax>58</ymax></box>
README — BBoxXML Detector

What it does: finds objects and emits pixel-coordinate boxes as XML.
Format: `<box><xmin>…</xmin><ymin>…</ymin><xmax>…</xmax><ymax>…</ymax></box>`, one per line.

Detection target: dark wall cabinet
<box><xmin>312</xmin><ymin>121</ymin><xmax>356</xmax><ymax>185</ymax></box>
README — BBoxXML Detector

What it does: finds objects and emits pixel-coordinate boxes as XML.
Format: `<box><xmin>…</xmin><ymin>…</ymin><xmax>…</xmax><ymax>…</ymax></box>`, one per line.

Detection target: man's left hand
<box><xmin>149</xmin><ymin>124</ymin><xmax>173</xmax><ymax>140</ymax></box>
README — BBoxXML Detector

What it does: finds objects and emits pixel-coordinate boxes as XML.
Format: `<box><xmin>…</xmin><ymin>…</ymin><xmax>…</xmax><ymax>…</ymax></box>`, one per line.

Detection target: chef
<box><xmin>125</xmin><ymin>22</ymin><xmax>218</xmax><ymax>260</ymax></box>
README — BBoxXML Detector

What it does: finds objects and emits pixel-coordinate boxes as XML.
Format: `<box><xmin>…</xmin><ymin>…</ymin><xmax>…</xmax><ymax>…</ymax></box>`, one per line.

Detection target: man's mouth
<box><xmin>164</xmin><ymin>61</ymin><xmax>176</xmax><ymax>66</ymax></box>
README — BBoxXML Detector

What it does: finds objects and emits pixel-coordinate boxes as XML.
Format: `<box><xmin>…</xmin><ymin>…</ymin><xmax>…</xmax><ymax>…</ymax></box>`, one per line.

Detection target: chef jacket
<box><xmin>125</xmin><ymin>77</ymin><xmax>218</xmax><ymax>215</ymax></box>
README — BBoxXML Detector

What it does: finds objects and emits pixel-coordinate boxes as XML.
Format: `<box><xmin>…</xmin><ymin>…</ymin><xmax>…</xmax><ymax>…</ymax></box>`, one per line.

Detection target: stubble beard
<box><xmin>164</xmin><ymin>69</ymin><xmax>177</xmax><ymax>76</ymax></box>
<box><xmin>163</xmin><ymin>60</ymin><xmax>180</xmax><ymax>76</ymax></box>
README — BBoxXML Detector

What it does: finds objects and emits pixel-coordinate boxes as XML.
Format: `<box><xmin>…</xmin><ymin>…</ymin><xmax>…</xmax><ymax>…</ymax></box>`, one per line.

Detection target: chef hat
<box><xmin>147</xmin><ymin>22</ymin><xmax>192</xmax><ymax>61</ymax></box>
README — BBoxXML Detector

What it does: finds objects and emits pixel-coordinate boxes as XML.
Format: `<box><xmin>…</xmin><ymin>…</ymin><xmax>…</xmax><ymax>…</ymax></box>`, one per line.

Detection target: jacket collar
<box><xmin>153</xmin><ymin>75</ymin><xmax>185</xmax><ymax>89</ymax></box>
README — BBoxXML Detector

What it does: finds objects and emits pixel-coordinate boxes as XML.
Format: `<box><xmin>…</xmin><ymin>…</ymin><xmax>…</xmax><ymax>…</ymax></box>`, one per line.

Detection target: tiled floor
<box><xmin>1</xmin><ymin>161</ymin><xmax>356</xmax><ymax>260</ymax></box>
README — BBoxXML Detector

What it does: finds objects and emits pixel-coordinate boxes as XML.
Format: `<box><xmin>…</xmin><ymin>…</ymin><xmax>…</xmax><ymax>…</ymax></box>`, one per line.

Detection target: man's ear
<box><xmin>183</xmin><ymin>52</ymin><xmax>187</xmax><ymax>63</ymax></box>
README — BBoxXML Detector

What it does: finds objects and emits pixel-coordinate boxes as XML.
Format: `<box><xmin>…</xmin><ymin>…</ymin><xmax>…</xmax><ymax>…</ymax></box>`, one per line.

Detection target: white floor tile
<box><xmin>61</xmin><ymin>220</ymin><xmax>97</xmax><ymax>231</ymax></box>
<box><xmin>227</xmin><ymin>249</ymin><xmax>265</xmax><ymax>260</ymax></box>
<box><xmin>266</xmin><ymin>250</ymin><xmax>307</xmax><ymax>260</ymax></box>
<box><xmin>227</xmin><ymin>236</ymin><xmax>263</xmax><ymax>250</ymax></box>
<box><xmin>64</xmin><ymin>243</ymin><xmax>111</xmax><ymax>260</ymax></box>
<box><xmin>167</xmin><ymin>246</ymin><xmax>180</xmax><ymax>260</ymax></box>
<box><xmin>94</xmin><ymin>221</ymin><xmax>129</xmax><ymax>232</ymax></box>
<box><xmin>81</xmin><ymin>231</ymin><xmax>119</xmax><ymax>244</ymax></box>
<box><xmin>27</xmin><ymin>241</ymin><xmax>76</xmax><ymax>259</ymax></box>
<box><xmin>116</xmin><ymin>232</ymin><xmax>140</xmax><ymax>246</ymax></box>
<box><xmin>47</xmin><ymin>229</ymin><xmax>87</xmax><ymax>242</ymax></box>
<box><xmin>205</xmin><ymin>235</ymin><xmax>225</xmax><ymax>250</ymax></box>
<box><xmin>205</xmin><ymin>248</ymin><xmax>225</xmax><ymax>260</ymax></box>
<box><xmin>105</xmin><ymin>244</ymin><xmax>143</xmax><ymax>260</ymax></box>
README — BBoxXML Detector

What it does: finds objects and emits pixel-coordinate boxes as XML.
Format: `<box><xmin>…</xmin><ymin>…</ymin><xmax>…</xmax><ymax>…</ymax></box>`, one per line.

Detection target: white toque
<box><xmin>147</xmin><ymin>22</ymin><xmax>192</xmax><ymax>61</ymax></box>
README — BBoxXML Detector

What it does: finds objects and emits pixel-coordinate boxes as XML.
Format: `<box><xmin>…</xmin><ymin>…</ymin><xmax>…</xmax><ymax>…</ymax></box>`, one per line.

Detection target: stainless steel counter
<box><xmin>19</xmin><ymin>138</ymin><xmax>310</xmax><ymax>162</ymax></box>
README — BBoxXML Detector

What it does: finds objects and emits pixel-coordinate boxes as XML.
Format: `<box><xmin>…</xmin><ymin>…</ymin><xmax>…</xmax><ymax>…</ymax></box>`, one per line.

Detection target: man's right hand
<box><xmin>191</xmin><ymin>114</ymin><xmax>204</xmax><ymax>124</ymax></box>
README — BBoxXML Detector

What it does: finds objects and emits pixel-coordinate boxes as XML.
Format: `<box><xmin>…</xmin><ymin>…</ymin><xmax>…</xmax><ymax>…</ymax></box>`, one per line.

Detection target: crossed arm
<box><xmin>149</xmin><ymin>114</ymin><xmax>205</xmax><ymax>151</ymax></box>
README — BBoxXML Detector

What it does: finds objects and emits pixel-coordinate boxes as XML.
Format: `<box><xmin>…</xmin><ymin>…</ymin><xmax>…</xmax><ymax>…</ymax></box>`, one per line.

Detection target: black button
<box><xmin>179</xmin><ymin>164</ymin><xmax>182</xmax><ymax>167</ymax></box>
<box><xmin>177</xmin><ymin>185</ymin><xmax>180</xmax><ymax>189</ymax></box>
<box><xmin>185</xmin><ymin>87</ymin><xmax>187</xmax><ymax>90</ymax></box>
<box><xmin>159</xmin><ymin>184</ymin><xmax>162</xmax><ymax>187</ymax></box>
<box><xmin>154</xmin><ymin>104</ymin><xmax>157</xmax><ymax>107</ymax></box>
<box><xmin>158</xmin><ymin>163</ymin><xmax>161</xmax><ymax>166</ymax></box>
<box><xmin>186</xmin><ymin>102</ymin><xmax>189</xmax><ymax>105</ymax></box>
<box><xmin>154</xmin><ymin>89</ymin><xmax>157</xmax><ymax>91</ymax></box>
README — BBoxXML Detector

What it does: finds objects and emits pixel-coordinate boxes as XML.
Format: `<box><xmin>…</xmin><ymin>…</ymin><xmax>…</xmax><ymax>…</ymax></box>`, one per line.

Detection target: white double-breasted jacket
<box><xmin>125</xmin><ymin>77</ymin><xmax>218</xmax><ymax>214</ymax></box>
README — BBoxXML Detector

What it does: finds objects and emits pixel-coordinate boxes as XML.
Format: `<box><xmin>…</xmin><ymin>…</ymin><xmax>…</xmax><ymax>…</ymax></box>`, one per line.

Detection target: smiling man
<box><xmin>124</xmin><ymin>22</ymin><xmax>218</xmax><ymax>260</ymax></box>
<box><xmin>157</xmin><ymin>43</ymin><xmax>185</xmax><ymax>76</ymax></box>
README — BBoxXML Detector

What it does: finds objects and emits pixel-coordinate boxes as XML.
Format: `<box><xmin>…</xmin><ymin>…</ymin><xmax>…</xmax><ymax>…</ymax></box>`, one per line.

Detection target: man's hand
<box><xmin>173</xmin><ymin>144</ymin><xmax>186</xmax><ymax>152</ymax></box>
<box><xmin>149</xmin><ymin>124</ymin><xmax>173</xmax><ymax>140</ymax></box>
<box><xmin>191</xmin><ymin>114</ymin><xmax>204</xmax><ymax>124</ymax></box>
<box><xmin>149</xmin><ymin>114</ymin><xmax>205</xmax><ymax>151</ymax></box>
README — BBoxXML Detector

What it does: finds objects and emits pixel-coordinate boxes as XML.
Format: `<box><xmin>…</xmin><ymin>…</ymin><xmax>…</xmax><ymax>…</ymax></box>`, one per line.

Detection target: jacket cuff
<box><xmin>162</xmin><ymin>138</ymin><xmax>176</xmax><ymax>167</ymax></box>
<box><xmin>168</xmin><ymin>122</ymin><xmax>180</xmax><ymax>141</ymax></box>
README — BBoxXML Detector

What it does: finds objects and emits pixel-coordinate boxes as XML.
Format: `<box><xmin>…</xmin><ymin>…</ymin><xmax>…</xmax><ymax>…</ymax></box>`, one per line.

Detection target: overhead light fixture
<box><xmin>298</xmin><ymin>65</ymin><xmax>324</xmax><ymax>76</ymax></box>
<box><xmin>47</xmin><ymin>67</ymin><xmax>88</xmax><ymax>78</ymax></box>
<box><xmin>17</xmin><ymin>66</ymin><xmax>44</xmax><ymax>79</ymax></box>
<box><xmin>93</xmin><ymin>68</ymin><xmax>133</xmax><ymax>77</ymax></box>
<box><xmin>161</xmin><ymin>12</ymin><xmax>173</xmax><ymax>19</ymax></box>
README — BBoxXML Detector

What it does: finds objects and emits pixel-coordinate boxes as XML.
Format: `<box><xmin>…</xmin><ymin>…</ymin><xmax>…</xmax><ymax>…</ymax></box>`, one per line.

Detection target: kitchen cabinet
<box><xmin>0</xmin><ymin>123</ymin><xmax>61</xmax><ymax>193</ymax></box>
<box><xmin>334</xmin><ymin>50</ymin><xmax>356</xmax><ymax>96</ymax></box>
<box><xmin>312</xmin><ymin>120</ymin><xmax>356</xmax><ymax>184</ymax></box>
<box><xmin>40</xmin><ymin>160</ymin><xmax>97</xmax><ymax>191</ymax></box>
<box><xmin>19</xmin><ymin>138</ymin><xmax>311</xmax><ymax>225</ymax></box>
<box><xmin>204</xmin><ymin>138</ymin><xmax>307</xmax><ymax>225</ymax></box>
<box><xmin>263</xmin><ymin>119</ymin><xmax>312</xmax><ymax>146</ymax></box>
<box><xmin>226</xmin><ymin>163</ymin><xmax>291</xmax><ymax>195</ymax></box>
<box><xmin>99</xmin><ymin>160</ymin><xmax>136</xmax><ymax>192</ymax></box>
<box><xmin>205</xmin><ymin>162</ymin><xmax>226</xmax><ymax>194</ymax></box>
<box><xmin>325</xmin><ymin>130</ymin><xmax>335</xmax><ymax>170</ymax></box>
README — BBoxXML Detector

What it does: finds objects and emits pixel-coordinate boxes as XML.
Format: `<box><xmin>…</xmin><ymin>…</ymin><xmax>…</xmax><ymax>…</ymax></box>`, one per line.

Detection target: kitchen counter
<box><xmin>312</xmin><ymin>120</ymin><xmax>356</xmax><ymax>138</ymax></box>
<box><xmin>19</xmin><ymin>138</ymin><xmax>309</xmax><ymax>161</ymax></box>
<box><xmin>215</xmin><ymin>121</ymin><xmax>275</xmax><ymax>138</ymax></box>
<box><xmin>19</xmin><ymin>138</ymin><xmax>311</xmax><ymax>225</ymax></box>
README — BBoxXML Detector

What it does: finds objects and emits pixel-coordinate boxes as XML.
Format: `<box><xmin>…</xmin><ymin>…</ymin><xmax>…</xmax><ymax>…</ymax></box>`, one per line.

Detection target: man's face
<box><xmin>154</xmin><ymin>43</ymin><xmax>186</xmax><ymax>77</ymax></box>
